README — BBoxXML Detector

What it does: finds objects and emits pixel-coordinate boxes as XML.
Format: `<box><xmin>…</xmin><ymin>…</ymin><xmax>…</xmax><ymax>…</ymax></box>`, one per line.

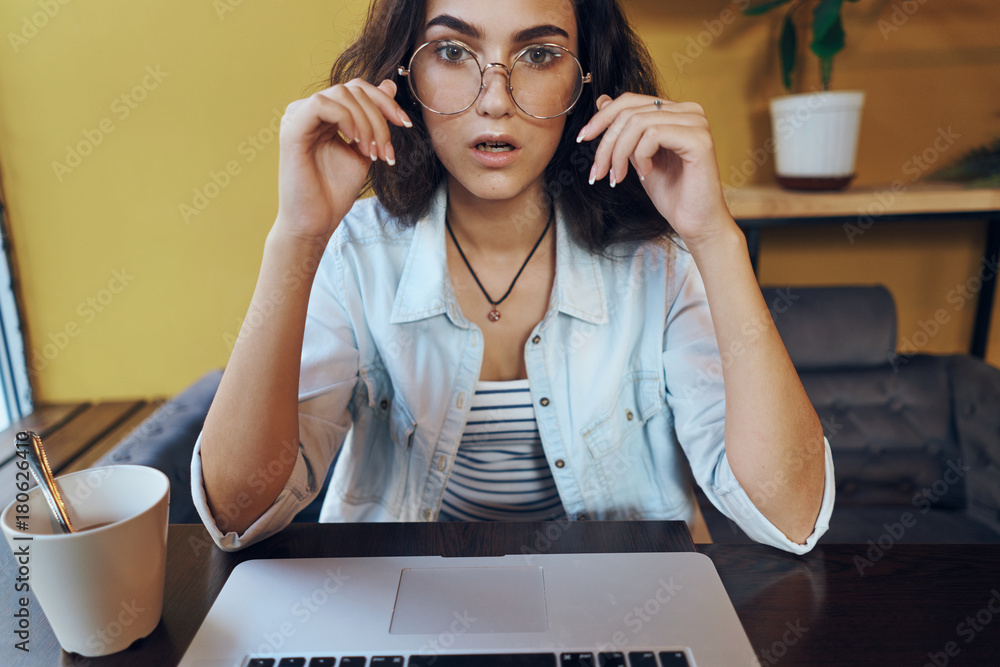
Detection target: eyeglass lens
<box><xmin>408</xmin><ymin>41</ymin><xmax>584</xmax><ymax>118</ymax></box>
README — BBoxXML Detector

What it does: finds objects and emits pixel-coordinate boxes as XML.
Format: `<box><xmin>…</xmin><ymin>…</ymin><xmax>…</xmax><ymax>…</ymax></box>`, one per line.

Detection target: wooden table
<box><xmin>727</xmin><ymin>183</ymin><xmax>1000</xmax><ymax>358</ymax></box>
<box><xmin>2</xmin><ymin>521</ymin><xmax>998</xmax><ymax>666</ymax></box>
<box><xmin>0</xmin><ymin>400</ymin><xmax>163</xmax><ymax>509</ymax></box>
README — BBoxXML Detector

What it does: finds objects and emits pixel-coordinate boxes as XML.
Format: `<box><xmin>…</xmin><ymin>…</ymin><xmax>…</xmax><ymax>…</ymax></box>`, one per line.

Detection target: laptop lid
<box><xmin>179</xmin><ymin>552</ymin><xmax>759</xmax><ymax>667</ymax></box>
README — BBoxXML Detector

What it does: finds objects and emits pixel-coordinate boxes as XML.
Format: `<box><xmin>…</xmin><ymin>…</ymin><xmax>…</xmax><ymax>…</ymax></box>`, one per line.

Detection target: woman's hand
<box><xmin>577</xmin><ymin>92</ymin><xmax>737</xmax><ymax>250</ymax></box>
<box><xmin>272</xmin><ymin>78</ymin><xmax>413</xmax><ymax>244</ymax></box>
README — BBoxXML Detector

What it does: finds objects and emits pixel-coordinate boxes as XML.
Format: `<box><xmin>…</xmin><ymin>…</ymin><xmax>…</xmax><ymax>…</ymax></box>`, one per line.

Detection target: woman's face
<box><xmin>414</xmin><ymin>0</ymin><xmax>579</xmax><ymax>204</ymax></box>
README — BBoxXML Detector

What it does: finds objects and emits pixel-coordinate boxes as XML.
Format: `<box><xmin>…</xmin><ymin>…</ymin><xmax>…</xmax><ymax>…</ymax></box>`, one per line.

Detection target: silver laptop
<box><xmin>179</xmin><ymin>552</ymin><xmax>759</xmax><ymax>667</ymax></box>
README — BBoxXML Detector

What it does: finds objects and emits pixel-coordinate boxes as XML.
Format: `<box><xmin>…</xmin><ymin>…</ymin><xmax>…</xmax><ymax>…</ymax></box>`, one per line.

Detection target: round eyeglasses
<box><xmin>397</xmin><ymin>39</ymin><xmax>593</xmax><ymax>120</ymax></box>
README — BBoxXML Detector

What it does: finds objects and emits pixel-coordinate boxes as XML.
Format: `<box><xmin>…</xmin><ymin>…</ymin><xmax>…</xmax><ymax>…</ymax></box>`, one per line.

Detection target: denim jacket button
<box><xmin>380</xmin><ymin>399</ymin><xmax>389</xmax><ymax>410</ymax></box>
<box><xmin>532</xmin><ymin>335</ymin><xmax>541</xmax><ymax>344</ymax></box>
<box><xmin>540</xmin><ymin>397</ymin><xmax>550</xmax><ymax>407</ymax></box>
<box><xmin>578</xmin><ymin>513</ymin><xmax>589</xmax><ymax>521</ymax></box>
<box><xmin>555</xmin><ymin>459</ymin><xmax>565</xmax><ymax>468</ymax></box>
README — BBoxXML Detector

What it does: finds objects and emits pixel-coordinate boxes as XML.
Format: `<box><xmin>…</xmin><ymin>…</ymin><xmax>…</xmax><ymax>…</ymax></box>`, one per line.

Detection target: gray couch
<box><xmin>101</xmin><ymin>285</ymin><xmax>1000</xmax><ymax>543</ymax></box>
<box><xmin>697</xmin><ymin>285</ymin><xmax>1000</xmax><ymax>544</ymax></box>
<box><xmin>92</xmin><ymin>369</ymin><xmax>330</xmax><ymax>525</ymax></box>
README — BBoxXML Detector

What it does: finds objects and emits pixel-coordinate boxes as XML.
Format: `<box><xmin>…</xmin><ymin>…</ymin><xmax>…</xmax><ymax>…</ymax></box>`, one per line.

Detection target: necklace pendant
<box><xmin>487</xmin><ymin>307</ymin><xmax>501</xmax><ymax>322</ymax></box>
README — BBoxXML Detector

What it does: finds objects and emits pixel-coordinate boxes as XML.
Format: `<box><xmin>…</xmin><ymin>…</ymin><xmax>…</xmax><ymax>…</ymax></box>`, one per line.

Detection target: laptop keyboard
<box><xmin>246</xmin><ymin>651</ymin><xmax>690</xmax><ymax>666</ymax></box>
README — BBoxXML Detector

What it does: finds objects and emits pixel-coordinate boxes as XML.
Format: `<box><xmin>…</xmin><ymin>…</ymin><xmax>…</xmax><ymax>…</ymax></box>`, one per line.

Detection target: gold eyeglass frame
<box><xmin>397</xmin><ymin>39</ymin><xmax>593</xmax><ymax>120</ymax></box>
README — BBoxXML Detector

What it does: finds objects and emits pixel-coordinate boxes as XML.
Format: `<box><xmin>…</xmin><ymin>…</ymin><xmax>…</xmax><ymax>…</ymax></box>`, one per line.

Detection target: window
<box><xmin>0</xmin><ymin>202</ymin><xmax>33</xmax><ymax>431</ymax></box>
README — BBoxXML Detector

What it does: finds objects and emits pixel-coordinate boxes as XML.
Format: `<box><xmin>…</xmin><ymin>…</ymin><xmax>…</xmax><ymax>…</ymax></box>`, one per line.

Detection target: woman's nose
<box><xmin>476</xmin><ymin>63</ymin><xmax>515</xmax><ymax>116</ymax></box>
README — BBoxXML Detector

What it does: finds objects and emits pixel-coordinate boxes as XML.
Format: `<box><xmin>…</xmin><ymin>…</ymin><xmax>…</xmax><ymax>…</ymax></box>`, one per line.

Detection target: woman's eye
<box><xmin>438</xmin><ymin>43</ymin><xmax>468</xmax><ymax>62</ymax></box>
<box><xmin>526</xmin><ymin>47</ymin><xmax>557</xmax><ymax>66</ymax></box>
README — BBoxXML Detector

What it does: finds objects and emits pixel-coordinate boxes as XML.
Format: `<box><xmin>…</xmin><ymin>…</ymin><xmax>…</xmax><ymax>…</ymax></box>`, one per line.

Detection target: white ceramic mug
<box><xmin>1</xmin><ymin>465</ymin><xmax>170</xmax><ymax>657</ymax></box>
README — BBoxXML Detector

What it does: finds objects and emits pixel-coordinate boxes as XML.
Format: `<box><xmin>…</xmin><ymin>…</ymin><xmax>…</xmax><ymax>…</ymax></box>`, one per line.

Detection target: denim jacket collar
<box><xmin>390</xmin><ymin>181</ymin><xmax>608</xmax><ymax>326</ymax></box>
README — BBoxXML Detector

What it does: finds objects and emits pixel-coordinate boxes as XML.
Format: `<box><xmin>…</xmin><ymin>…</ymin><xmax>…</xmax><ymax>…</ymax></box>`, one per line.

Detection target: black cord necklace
<box><xmin>445</xmin><ymin>205</ymin><xmax>553</xmax><ymax>323</ymax></box>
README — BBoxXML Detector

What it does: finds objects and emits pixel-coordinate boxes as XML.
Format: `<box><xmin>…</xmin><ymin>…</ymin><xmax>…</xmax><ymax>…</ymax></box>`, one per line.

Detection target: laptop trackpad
<box><xmin>389</xmin><ymin>566</ymin><xmax>548</xmax><ymax>634</ymax></box>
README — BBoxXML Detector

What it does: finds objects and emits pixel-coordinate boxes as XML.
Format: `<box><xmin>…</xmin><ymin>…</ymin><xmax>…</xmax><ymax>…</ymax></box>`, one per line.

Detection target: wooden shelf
<box><xmin>725</xmin><ymin>182</ymin><xmax>1000</xmax><ymax>221</ymax></box>
<box><xmin>724</xmin><ymin>182</ymin><xmax>1000</xmax><ymax>359</ymax></box>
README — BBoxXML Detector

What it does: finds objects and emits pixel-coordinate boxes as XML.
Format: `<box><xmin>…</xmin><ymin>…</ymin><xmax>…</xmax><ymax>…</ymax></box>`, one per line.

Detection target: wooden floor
<box><xmin>0</xmin><ymin>400</ymin><xmax>164</xmax><ymax>509</ymax></box>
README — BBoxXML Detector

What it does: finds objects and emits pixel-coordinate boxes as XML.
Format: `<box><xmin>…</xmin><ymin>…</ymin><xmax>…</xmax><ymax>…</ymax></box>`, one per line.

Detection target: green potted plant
<box><xmin>744</xmin><ymin>0</ymin><xmax>865</xmax><ymax>190</ymax></box>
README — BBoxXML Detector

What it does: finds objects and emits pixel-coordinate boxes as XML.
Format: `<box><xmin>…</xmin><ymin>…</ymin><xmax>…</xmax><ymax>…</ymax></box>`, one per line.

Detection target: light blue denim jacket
<box><xmin>191</xmin><ymin>182</ymin><xmax>835</xmax><ymax>553</ymax></box>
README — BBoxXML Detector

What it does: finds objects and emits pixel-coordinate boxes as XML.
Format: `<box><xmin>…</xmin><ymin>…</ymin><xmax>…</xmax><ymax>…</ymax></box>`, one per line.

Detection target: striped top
<box><xmin>438</xmin><ymin>379</ymin><xmax>567</xmax><ymax>521</ymax></box>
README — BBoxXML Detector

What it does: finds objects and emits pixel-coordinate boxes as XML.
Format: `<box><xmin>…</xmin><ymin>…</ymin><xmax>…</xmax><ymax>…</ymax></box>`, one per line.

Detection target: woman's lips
<box><xmin>471</xmin><ymin>143</ymin><xmax>521</xmax><ymax>168</ymax></box>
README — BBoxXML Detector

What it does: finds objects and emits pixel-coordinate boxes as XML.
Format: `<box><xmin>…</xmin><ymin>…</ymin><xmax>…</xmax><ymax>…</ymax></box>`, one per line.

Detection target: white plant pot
<box><xmin>769</xmin><ymin>90</ymin><xmax>865</xmax><ymax>190</ymax></box>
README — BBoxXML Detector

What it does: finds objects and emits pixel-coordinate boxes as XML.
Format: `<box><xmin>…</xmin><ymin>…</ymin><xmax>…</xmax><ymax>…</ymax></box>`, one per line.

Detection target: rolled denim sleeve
<box><xmin>190</xmin><ymin>432</ymin><xmax>318</xmax><ymax>551</ymax></box>
<box><xmin>189</xmin><ymin>229</ymin><xmax>359</xmax><ymax>552</ymax></box>
<box><xmin>663</xmin><ymin>248</ymin><xmax>834</xmax><ymax>554</ymax></box>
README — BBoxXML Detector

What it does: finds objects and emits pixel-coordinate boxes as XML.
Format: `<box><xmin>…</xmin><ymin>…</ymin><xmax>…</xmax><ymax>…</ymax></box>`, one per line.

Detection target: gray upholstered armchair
<box><xmin>697</xmin><ymin>285</ymin><xmax>1000</xmax><ymax>544</ymax></box>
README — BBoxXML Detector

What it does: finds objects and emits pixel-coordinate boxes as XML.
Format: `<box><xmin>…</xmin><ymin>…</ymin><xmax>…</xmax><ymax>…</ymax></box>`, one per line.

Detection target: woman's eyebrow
<box><xmin>425</xmin><ymin>14</ymin><xmax>570</xmax><ymax>43</ymax></box>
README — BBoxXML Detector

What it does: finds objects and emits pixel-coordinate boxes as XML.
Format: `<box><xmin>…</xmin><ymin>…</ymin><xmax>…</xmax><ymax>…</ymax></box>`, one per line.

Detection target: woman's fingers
<box><xmin>342</xmin><ymin>79</ymin><xmax>404</xmax><ymax>165</ymax></box>
<box><xmin>286</xmin><ymin>78</ymin><xmax>413</xmax><ymax>165</ymax></box>
<box><xmin>580</xmin><ymin>94</ymin><xmax>703</xmax><ymax>140</ymax></box>
<box><xmin>582</xmin><ymin>95</ymin><xmax>709</xmax><ymax>186</ymax></box>
<box><xmin>309</xmin><ymin>88</ymin><xmax>371</xmax><ymax>159</ymax></box>
<box><xmin>611</xmin><ymin>112</ymin><xmax>707</xmax><ymax>184</ymax></box>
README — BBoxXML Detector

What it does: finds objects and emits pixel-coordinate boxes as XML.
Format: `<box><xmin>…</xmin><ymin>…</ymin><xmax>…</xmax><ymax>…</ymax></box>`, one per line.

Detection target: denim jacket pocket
<box><xmin>581</xmin><ymin>371</ymin><xmax>663</xmax><ymax>459</ymax></box>
<box><xmin>361</xmin><ymin>364</ymin><xmax>416</xmax><ymax>451</ymax></box>
<box><xmin>387</xmin><ymin>393</ymin><xmax>417</xmax><ymax>450</ymax></box>
<box><xmin>339</xmin><ymin>364</ymin><xmax>415</xmax><ymax>509</ymax></box>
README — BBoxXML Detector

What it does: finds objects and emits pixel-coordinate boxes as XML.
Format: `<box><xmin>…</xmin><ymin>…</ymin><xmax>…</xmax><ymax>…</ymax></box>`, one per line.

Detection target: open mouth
<box><xmin>475</xmin><ymin>142</ymin><xmax>517</xmax><ymax>153</ymax></box>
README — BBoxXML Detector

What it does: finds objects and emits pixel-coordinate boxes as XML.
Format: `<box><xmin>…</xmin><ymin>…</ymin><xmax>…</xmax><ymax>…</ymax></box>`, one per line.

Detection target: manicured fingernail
<box><xmin>370</xmin><ymin>140</ymin><xmax>378</xmax><ymax>161</ymax></box>
<box><xmin>399</xmin><ymin>110</ymin><xmax>413</xmax><ymax>128</ymax></box>
<box><xmin>639</xmin><ymin>168</ymin><xmax>645</xmax><ymax>182</ymax></box>
<box><xmin>576</xmin><ymin>126</ymin><xmax>588</xmax><ymax>143</ymax></box>
<box><xmin>610</xmin><ymin>168</ymin><xmax>616</xmax><ymax>188</ymax></box>
<box><xmin>386</xmin><ymin>143</ymin><xmax>396</xmax><ymax>166</ymax></box>
<box><xmin>588</xmin><ymin>164</ymin><xmax>596</xmax><ymax>185</ymax></box>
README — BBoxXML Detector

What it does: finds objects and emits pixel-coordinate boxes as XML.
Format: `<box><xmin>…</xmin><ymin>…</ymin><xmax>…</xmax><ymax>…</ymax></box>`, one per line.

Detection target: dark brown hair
<box><xmin>327</xmin><ymin>0</ymin><xmax>677</xmax><ymax>258</ymax></box>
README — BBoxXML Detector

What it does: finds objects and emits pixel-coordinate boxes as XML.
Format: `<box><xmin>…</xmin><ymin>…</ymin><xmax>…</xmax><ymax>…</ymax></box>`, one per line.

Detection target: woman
<box><xmin>193</xmin><ymin>0</ymin><xmax>834</xmax><ymax>553</ymax></box>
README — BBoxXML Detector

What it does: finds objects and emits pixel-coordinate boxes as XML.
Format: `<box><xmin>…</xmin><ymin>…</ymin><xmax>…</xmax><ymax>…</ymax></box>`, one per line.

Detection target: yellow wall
<box><xmin>0</xmin><ymin>0</ymin><xmax>998</xmax><ymax>401</ymax></box>
<box><xmin>630</xmin><ymin>0</ymin><xmax>1000</xmax><ymax>365</ymax></box>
